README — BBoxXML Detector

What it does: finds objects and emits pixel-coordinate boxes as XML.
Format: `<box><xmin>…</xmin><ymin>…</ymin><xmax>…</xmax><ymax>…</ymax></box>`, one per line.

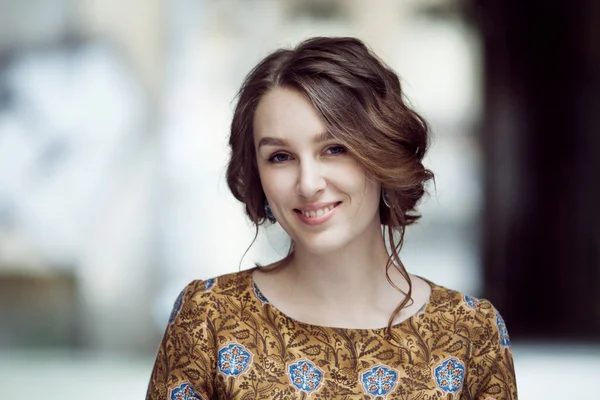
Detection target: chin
<box><xmin>294</xmin><ymin>232</ymin><xmax>353</xmax><ymax>255</ymax></box>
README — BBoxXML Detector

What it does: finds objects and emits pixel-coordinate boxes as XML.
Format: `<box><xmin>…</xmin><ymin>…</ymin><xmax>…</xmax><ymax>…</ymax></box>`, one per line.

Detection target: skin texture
<box><xmin>252</xmin><ymin>87</ymin><xmax>430</xmax><ymax>329</ymax></box>
<box><xmin>254</xmin><ymin>86</ymin><xmax>381</xmax><ymax>255</ymax></box>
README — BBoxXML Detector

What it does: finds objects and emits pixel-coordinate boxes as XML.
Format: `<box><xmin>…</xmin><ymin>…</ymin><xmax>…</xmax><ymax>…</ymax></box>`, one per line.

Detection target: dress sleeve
<box><xmin>466</xmin><ymin>299</ymin><xmax>518</xmax><ymax>400</ymax></box>
<box><xmin>146</xmin><ymin>280</ymin><xmax>217</xmax><ymax>400</ymax></box>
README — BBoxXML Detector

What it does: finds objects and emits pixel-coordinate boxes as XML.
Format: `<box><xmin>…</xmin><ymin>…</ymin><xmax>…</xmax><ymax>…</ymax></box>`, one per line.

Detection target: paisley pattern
<box><xmin>434</xmin><ymin>357</ymin><xmax>466</xmax><ymax>394</ymax></box>
<box><xmin>147</xmin><ymin>269</ymin><xmax>517</xmax><ymax>399</ymax></box>
<box><xmin>360</xmin><ymin>364</ymin><xmax>399</xmax><ymax>398</ymax></box>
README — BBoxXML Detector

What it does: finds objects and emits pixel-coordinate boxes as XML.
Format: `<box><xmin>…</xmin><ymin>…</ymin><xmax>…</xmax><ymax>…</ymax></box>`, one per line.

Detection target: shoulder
<box><xmin>168</xmin><ymin>269</ymin><xmax>254</xmax><ymax>322</ymax></box>
<box><xmin>425</xmin><ymin>280</ymin><xmax>511</xmax><ymax>347</ymax></box>
<box><xmin>427</xmin><ymin>280</ymin><xmax>502</xmax><ymax>318</ymax></box>
<box><xmin>178</xmin><ymin>269</ymin><xmax>253</xmax><ymax>299</ymax></box>
<box><xmin>422</xmin><ymin>281</ymin><xmax>516</xmax><ymax>397</ymax></box>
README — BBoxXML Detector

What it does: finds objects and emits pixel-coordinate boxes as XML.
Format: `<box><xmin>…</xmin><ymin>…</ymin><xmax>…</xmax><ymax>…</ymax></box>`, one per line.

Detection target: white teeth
<box><xmin>301</xmin><ymin>204</ymin><xmax>336</xmax><ymax>218</ymax></box>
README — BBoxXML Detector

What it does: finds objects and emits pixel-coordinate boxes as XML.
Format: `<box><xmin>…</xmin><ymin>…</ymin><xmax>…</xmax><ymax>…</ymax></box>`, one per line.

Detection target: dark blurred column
<box><xmin>474</xmin><ymin>0</ymin><xmax>600</xmax><ymax>339</ymax></box>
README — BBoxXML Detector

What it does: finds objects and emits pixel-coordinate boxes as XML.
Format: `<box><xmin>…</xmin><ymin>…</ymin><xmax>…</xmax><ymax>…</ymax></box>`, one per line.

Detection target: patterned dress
<box><xmin>146</xmin><ymin>269</ymin><xmax>517</xmax><ymax>399</ymax></box>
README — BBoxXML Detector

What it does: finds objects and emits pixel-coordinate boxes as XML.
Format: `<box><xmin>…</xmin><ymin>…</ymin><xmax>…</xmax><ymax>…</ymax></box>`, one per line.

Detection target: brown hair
<box><xmin>226</xmin><ymin>37</ymin><xmax>434</xmax><ymax>333</ymax></box>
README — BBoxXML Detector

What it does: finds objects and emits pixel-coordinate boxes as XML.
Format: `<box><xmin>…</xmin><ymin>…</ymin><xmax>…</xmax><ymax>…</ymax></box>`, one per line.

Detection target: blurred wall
<box><xmin>0</xmin><ymin>0</ymin><xmax>163</xmax><ymax>352</ymax></box>
<box><xmin>0</xmin><ymin>0</ymin><xmax>488</xmax><ymax>353</ymax></box>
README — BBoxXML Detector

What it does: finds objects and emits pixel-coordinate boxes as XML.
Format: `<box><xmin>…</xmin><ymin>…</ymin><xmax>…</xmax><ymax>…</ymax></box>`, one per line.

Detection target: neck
<box><xmin>284</xmin><ymin>226</ymin><xmax>407</xmax><ymax>306</ymax></box>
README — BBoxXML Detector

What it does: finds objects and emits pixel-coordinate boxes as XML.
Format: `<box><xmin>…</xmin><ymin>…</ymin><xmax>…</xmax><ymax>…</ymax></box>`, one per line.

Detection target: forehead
<box><xmin>253</xmin><ymin>87</ymin><xmax>326</xmax><ymax>144</ymax></box>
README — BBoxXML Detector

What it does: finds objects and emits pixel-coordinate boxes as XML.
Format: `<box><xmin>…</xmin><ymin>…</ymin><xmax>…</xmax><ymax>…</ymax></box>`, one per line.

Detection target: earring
<box><xmin>382</xmin><ymin>189</ymin><xmax>391</xmax><ymax>208</ymax></box>
<box><xmin>265</xmin><ymin>201</ymin><xmax>276</xmax><ymax>223</ymax></box>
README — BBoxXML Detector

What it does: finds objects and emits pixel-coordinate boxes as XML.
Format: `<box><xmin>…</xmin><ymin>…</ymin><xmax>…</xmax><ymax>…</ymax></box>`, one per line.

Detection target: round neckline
<box><xmin>247</xmin><ymin>267</ymin><xmax>436</xmax><ymax>333</ymax></box>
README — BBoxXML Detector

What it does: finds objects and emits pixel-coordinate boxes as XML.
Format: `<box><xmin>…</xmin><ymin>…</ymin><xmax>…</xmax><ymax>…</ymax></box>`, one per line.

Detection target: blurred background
<box><xmin>0</xmin><ymin>0</ymin><xmax>598</xmax><ymax>398</ymax></box>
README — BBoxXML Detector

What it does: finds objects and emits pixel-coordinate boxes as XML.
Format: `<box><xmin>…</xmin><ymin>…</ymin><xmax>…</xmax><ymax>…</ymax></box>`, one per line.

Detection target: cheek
<box><xmin>258</xmin><ymin>167</ymin><xmax>295</xmax><ymax>202</ymax></box>
<box><xmin>366</xmin><ymin>180</ymin><xmax>382</xmax><ymax>205</ymax></box>
<box><xmin>347</xmin><ymin>166</ymin><xmax>381</xmax><ymax>207</ymax></box>
<box><xmin>335</xmin><ymin>162</ymin><xmax>377</xmax><ymax>193</ymax></box>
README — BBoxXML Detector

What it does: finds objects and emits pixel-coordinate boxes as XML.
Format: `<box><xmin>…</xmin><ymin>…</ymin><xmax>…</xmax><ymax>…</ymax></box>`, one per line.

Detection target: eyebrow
<box><xmin>257</xmin><ymin>131</ymin><xmax>335</xmax><ymax>149</ymax></box>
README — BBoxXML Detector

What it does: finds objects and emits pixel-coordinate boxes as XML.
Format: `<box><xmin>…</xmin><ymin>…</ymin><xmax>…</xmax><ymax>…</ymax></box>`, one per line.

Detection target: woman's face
<box><xmin>253</xmin><ymin>86</ymin><xmax>382</xmax><ymax>255</ymax></box>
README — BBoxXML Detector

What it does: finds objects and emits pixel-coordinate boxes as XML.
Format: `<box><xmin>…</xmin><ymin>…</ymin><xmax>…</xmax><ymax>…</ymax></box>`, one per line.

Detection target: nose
<box><xmin>296</xmin><ymin>159</ymin><xmax>326</xmax><ymax>198</ymax></box>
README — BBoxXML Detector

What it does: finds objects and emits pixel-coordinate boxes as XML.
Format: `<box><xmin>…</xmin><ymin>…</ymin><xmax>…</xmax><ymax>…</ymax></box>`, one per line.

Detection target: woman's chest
<box><xmin>210</xmin><ymin>317</ymin><xmax>472</xmax><ymax>399</ymax></box>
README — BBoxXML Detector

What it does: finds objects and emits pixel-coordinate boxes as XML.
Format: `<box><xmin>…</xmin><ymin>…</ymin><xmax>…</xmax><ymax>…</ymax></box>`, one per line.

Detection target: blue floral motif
<box><xmin>434</xmin><ymin>357</ymin><xmax>465</xmax><ymax>394</ymax></box>
<box><xmin>203</xmin><ymin>278</ymin><xmax>216</xmax><ymax>291</ymax></box>
<box><xmin>288</xmin><ymin>359</ymin><xmax>324</xmax><ymax>393</ymax></box>
<box><xmin>169</xmin><ymin>382</ymin><xmax>203</xmax><ymax>400</ymax></box>
<box><xmin>218</xmin><ymin>343</ymin><xmax>253</xmax><ymax>377</ymax></box>
<box><xmin>360</xmin><ymin>364</ymin><xmax>399</xmax><ymax>397</ymax></box>
<box><xmin>496</xmin><ymin>311</ymin><xmax>511</xmax><ymax>347</ymax></box>
<box><xmin>253</xmin><ymin>282</ymin><xmax>269</xmax><ymax>305</ymax></box>
<box><xmin>169</xmin><ymin>290</ymin><xmax>185</xmax><ymax>323</ymax></box>
<box><xmin>464</xmin><ymin>294</ymin><xmax>479</xmax><ymax>309</ymax></box>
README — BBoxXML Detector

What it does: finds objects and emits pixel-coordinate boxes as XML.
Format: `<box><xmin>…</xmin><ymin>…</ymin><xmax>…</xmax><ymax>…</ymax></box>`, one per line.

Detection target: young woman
<box><xmin>147</xmin><ymin>37</ymin><xmax>517</xmax><ymax>399</ymax></box>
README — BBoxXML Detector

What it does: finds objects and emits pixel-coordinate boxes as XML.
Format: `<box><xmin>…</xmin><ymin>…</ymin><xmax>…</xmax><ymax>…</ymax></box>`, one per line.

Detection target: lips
<box><xmin>297</xmin><ymin>203</ymin><xmax>336</xmax><ymax>218</ymax></box>
<box><xmin>294</xmin><ymin>202</ymin><xmax>341</xmax><ymax>225</ymax></box>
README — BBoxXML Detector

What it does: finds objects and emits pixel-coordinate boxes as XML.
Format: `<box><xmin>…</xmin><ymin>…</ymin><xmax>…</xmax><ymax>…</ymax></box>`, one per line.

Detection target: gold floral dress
<box><xmin>146</xmin><ymin>269</ymin><xmax>517</xmax><ymax>399</ymax></box>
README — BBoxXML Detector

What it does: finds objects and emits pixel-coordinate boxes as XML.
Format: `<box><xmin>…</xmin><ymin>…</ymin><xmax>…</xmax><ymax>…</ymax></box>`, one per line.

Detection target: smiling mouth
<box><xmin>294</xmin><ymin>202</ymin><xmax>341</xmax><ymax>218</ymax></box>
